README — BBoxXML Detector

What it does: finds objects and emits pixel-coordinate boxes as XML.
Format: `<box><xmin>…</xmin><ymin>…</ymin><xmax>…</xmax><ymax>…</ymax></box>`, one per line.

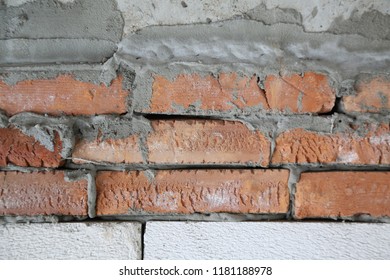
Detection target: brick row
<box><xmin>0</xmin><ymin>170</ymin><xmax>389</xmax><ymax>220</ymax></box>
<box><xmin>2</xmin><ymin>72</ymin><xmax>389</xmax><ymax>117</ymax></box>
<box><xmin>72</xmin><ymin>120</ymin><xmax>390</xmax><ymax>167</ymax></box>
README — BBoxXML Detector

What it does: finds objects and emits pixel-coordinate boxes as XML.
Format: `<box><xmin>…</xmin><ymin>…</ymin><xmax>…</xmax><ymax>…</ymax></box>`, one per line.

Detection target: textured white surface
<box><xmin>145</xmin><ymin>222</ymin><xmax>390</xmax><ymax>259</ymax></box>
<box><xmin>116</xmin><ymin>0</ymin><xmax>390</xmax><ymax>34</ymax></box>
<box><xmin>0</xmin><ymin>222</ymin><xmax>142</xmax><ymax>260</ymax></box>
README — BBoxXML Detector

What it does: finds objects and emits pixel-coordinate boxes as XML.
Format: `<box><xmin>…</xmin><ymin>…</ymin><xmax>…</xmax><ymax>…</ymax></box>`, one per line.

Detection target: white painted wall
<box><xmin>145</xmin><ymin>222</ymin><xmax>390</xmax><ymax>259</ymax></box>
<box><xmin>0</xmin><ymin>222</ymin><xmax>142</xmax><ymax>260</ymax></box>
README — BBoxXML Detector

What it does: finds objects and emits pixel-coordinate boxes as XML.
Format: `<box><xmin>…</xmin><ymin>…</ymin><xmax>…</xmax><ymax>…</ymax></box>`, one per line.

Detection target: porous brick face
<box><xmin>0</xmin><ymin>75</ymin><xmax>129</xmax><ymax>116</ymax></box>
<box><xmin>147</xmin><ymin>73</ymin><xmax>268</xmax><ymax>113</ymax></box>
<box><xmin>342</xmin><ymin>76</ymin><xmax>390</xmax><ymax>113</ymax></box>
<box><xmin>295</xmin><ymin>172</ymin><xmax>390</xmax><ymax>219</ymax></box>
<box><xmin>145</xmin><ymin>72</ymin><xmax>335</xmax><ymax>114</ymax></box>
<box><xmin>0</xmin><ymin>128</ymin><xmax>63</xmax><ymax>167</ymax></box>
<box><xmin>272</xmin><ymin>124</ymin><xmax>390</xmax><ymax>165</ymax></box>
<box><xmin>0</xmin><ymin>171</ymin><xmax>88</xmax><ymax>216</ymax></box>
<box><xmin>147</xmin><ymin>119</ymin><xmax>271</xmax><ymax>166</ymax></box>
<box><xmin>264</xmin><ymin>72</ymin><xmax>335</xmax><ymax>113</ymax></box>
<box><xmin>96</xmin><ymin>169</ymin><xmax>290</xmax><ymax>215</ymax></box>
<box><xmin>72</xmin><ymin>135</ymin><xmax>143</xmax><ymax>164</ymax></box>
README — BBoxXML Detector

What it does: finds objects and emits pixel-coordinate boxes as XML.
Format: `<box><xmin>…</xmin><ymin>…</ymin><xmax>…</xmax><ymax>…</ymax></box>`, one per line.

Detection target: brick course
<box><xmin>144</xmin><ymin>72</ymin><xmax>335</xmax><ymax>114</ymax></box>
<box><xmin>342</xmin><ymin>76</ymin><xmax>390</xmax><ymax>113</ymax></box>
<box><xmin>295</xmin><ymin>172</ymin><xmax>390</xmax><ymax>219</ymax></box>
<box><xmin>0</xmin><ymin>171</ymin><xmax>88</xmax><ymax>216</ymax></box>
<box><xmin>147</xmin><ymin>119</ymin><xmax>271</xmax><ymax>166</ymax></box>
<box><xmin>96</xmin><ymin>169</ymin><xmax>290</xmax><ymax>215</ymax></box>
<box><xmin>0</xmin><ymin>128</ymin><xmax>63</xmax><ymax>167</ymax></box>
<box><xmin>0</xmin><ymin>75</ymin><xmax>129</xmax><ymax>116</ymax></box>
<box><xmin>272</xmin><ymin>124</ymin><xmax>390</xmax><ymax>165</ymax></box>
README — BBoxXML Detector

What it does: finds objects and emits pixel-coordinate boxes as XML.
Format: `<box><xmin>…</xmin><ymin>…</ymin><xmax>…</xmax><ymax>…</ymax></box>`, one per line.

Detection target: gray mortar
<box><xmin>286</xmin><ymin>167</ymin><xmax>302</xmax><ymax>219</ymax></box>
<box><xmin>0</xmin><ymin>111</ymin><xmax>9</xmax><ymax>128</ymax></box>
<box><xmin>98</xmin><ymin>213</ymin><xmax>287</xmax><ymax>223</ymax></box>
<box><xmin>0</xmin><ymin>0</ymin><xmax>124</xmax><ymax>65</ymax></box>
<box><xmin>0</xmin><ymin>215</ymin><xmax>90</xmax><ymax>224</ymax></box>
<box><xmin>64</xmin><ymin>170</ymin><xmax>95</xmax><ymax>218</ymax></box>
<box><xmin>0</xmin><ymin>61</ymin><xmax>132</xmax><ymax>87</ymax></box>
<box><xmin>329</xmin><ymin>10</ymin><xmax>390</xmax><ymax>40</ymax></box>
<box><xmin>244</xmin><ymin>3</ymin><xmax>302</xmax><ymax>26</ymax></box>
<box><xmin>73</xmin><ymin>114</ymin><xmax>151</xmax><ymax>141</ymax></box>
<box><xmin>0</xmin><ymin>38</ymin><xmax>118</xmax><ymax>65</ymax></box>
<box><xmin>0</xmin><ymin>215</ymin><xmax>60</xmax><ymax>225</ymax></box>
<box><xmin>0</xmin><ymin>0</ymin><xmax>123</xmax><ymax>41</ymax></box>
<box><xmin>0</xmin><ymin>64</ymin><xmax>110</xmax><ymax>85</ymax></box>
<box><xmin>9</xmin><ymin>113</ymin><xmax>74</xmax><ymax>158</ymax></box>
<box><xmin>117</xmin><ymin>20</ymin><xmax>390</xmax><ymax>79</ymax></box>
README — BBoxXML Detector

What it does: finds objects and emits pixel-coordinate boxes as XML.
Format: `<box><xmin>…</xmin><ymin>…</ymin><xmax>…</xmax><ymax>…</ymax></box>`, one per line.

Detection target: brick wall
<box><xmin>1</xmin><ymin>0</ymin><xmax>389</xmax><ymax>260</ymax></box>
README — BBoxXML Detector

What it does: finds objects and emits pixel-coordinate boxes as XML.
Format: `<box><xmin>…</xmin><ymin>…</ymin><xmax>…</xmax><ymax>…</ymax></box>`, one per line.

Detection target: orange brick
<box><xmin>96</xmin><ymin>169</ymin><xmax>290</xmax><ymax>215</ymax></box>
<box><xmin>0</xmin><ymin>75</ymin><xmax>129</xmax><ymax>116</ymax></box>
<box><xmin>147</xmin><ymin>73</ymin><xmax>268</xmax><ymax>113</ymax></box>
<box><xmin>0</xmin><ymin>171</ymin><xmax>88</xmax><ymax>216</ymax></box>
<box><xmin>295</xmin><ymin>172</ymin><xmax>390</xmax><ymax>219</ymax></box>
<box><xmin>72</xmin><ymin>135</ymin><xmax>143</xmax><ymax>164</ymax></box>
<box><xmin>0</xmin><ymin>128</ymin><xmax>63</xmax><ymax>167</ymax></box>
<box><xmin>272</xmin><ymin>124</ymin><xmax>390</xmax><ymax>165</ymax></box>
<box><xmin>264</xmin><ymin>72</ymin><xmax>335</xmax><ymax>113</ymax></box>
<box><xmin>343</xmin><ymin>76</ymin><xmax>390</xmax><ymax>113</ymax></box>
<box><xmin>147</xmin><ymin>120</ymin><xmax>271</xmax><ymax>166</ymax></box>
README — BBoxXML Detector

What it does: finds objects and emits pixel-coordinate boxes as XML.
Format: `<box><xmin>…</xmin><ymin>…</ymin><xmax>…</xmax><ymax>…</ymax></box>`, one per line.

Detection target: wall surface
<box><xmin>0</xmin><ymin>0</ymin><xmax>389</xmax><ymax>259</ymax></box>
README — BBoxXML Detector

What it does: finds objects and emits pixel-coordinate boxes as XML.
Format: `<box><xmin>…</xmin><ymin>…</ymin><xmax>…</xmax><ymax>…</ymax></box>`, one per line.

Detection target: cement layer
<box><xmin>145</xmin><ymin>221</ymin><xmax>390</xmax><ymax>259</ymax></box>
<box><xmin>0</xmin><ymin>222</ymin><xmax>142</xmax><ymax>259</ymax></box>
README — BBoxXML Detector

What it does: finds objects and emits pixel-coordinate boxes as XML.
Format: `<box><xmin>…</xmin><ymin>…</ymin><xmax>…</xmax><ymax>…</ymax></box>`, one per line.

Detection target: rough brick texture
<box><xmin>96</xmin><ymin>169</ymin><xmax>290</xmax><ymax>215</ymax></box>
<box><xmin>272</xmin><ymin>124</ymin><xmax>390</xmax><ymax>165</ymax></box>
<box><xmin>0</xmin><ymin>75</ymin><xmax>128</xmax><ymax>116</ymax></box>
<box><xmin>264</xmin><ymin>72</ymin><xmax>335</xmax><ymax>113</ymax></box>
<box><xmin>147</xmin><ymin>120</ymin><xmax>270</xmax><ymax>166</ymax></box>
<box><xmin>295</xmin><ymin>172</ymin><xmax>390</xmax><ymax>219</ymax></box>
<box><xmin>342</xmin><ymin>76</ymin><xmax>390</xmax><ymax>113</ymax></box>
<box><xmin>145</xmin><ymin>72</ymin><xmax>335</xmax><ymax>114</ymax></box>
<box><xmin>0</xmin><ymin>128</ymin><xmax>63</xmax><ymax>167</ymax></box>
<box><xmin>147</xmin><ymin>73</ymin><xmax>268</xmax><ymax>113</ymax></box>
<box><xmin>72</xmin><ymin>135</ymin><xmax>143</xmax><ymax>164</ymax></box>
<box><xmin>0</xmin><ymin>171</ymin><xmax>88</xmax><ymax>216</ymax></box>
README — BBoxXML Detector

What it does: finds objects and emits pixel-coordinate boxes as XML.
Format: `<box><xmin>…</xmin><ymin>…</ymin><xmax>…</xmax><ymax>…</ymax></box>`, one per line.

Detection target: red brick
<box><xmin>147</xmin><ymin>120</ymin><xmax>271</xmax><ymax>166</ymax></box>
<box><xmin>0</xmin><ymin>75</ymin><xmax>129</xmax><ymax>116</ymax></box>
<box><xmin>147</xmin><ymin>73</ymin><xmax>268</xmax><ymax>113</ymax></box>
<box><xmin>295</xmin><ymin>172</ymin><xmax>390</xmax><ymax>219</ymax></box>
<box><xmin>272</xmin><ymin>124</ymin><xmax>390</xmax><ymax>165</ymax></box>
<box><xmin>0</xmin><ymin>128</ymin><xmax>63</xmax><ymax>167</ymax></box>
<box><xmin>72</xmin><ymin>135</ymin><xmax>143</xmax><ymax>164</ymax></box>
<box><xmin>0</xmin><ymin>171</ymin><xmax>88</xmax><ymax>216</ymax></box>
<box><xmin>264</xmin><ymin>72</ymin><xmax>335</xmax><ymax>113</ymax></box>
<box><xmin>146</xmin><ymin>72</ymin><xmax>335</xmax><ymax>115</ymax></box>
<box><xmin>96</xmin><ymin>169</ymin><xmax>290</xmax><ymax>215</ymax></box>
<box><xmin>342</xmin><ymin>77</ymin><xmax>390</xmax><ymax>113</ymax></box>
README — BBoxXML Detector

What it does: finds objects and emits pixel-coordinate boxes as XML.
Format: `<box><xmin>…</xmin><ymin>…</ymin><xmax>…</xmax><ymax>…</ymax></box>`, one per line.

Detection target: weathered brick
<box><xmin>0</xmin><ymin>128</ymin><xmax>63</xmax><ymax>167</ymax></box>
<box><xmin>145</xmin><ymin>72</ymin><xmax>335</xmax><ymax>115</ymax></box>
<box><xmin>0</xmin><ymin>75</ymin><xmax>128</xmax><ymax>116</ymax></box>
<box><xmin>147</xmin><ymin>120</ymin><xmax>271</xmax><ymax>166</ymax></box>
<box><xmin>147</xmin><ymin>73</ymin><xmax>268</xmax><ymax>113</ymax></box>
<box><xmin>72</xmin><ymin>135</ymin><xmax>143</xmax><ymax>164</ymax></box>
<box><xmin>96</xmin><ymin>169</ymin><xmax>290</xmax><ymax>215</ymax></box>
<box><xmin>0</xmin><ymin>171</ymin><xmax>88</xmax><ymax>216</ymax></box>
<box><xmin>342</xmin><ymin>76</ymin><xmax>390</xmax><ymax>113</ymax></box>
<box><xmin>264</xmin><ymin>72</ymin><xmax>335</xmax><ymax>113</ymax></box>
<box><xmin>295</xmin><ymin>172</ymin><xmax>390</xmax><ymax>219</ymax></box>
<box><xmin>272</xmin><ymin>124</ymin><xmax>390</xmax><ymax>165</ymax></box>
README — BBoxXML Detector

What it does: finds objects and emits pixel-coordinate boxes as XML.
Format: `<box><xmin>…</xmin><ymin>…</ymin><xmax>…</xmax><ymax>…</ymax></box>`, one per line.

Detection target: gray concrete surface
<box><xmin>144</xmin><ymin>222</ymin><xmax>390</xmax><ymax>259</ymax></box>
<box><xmin>0</xmin><ymin>222</ymin><xmax>142</xmax><ymax>259</ymax></box>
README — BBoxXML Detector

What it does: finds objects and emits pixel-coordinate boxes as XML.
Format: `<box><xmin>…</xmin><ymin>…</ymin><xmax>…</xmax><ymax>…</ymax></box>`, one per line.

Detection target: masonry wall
<box><xmin>0</xmin><ymin>0</ymin><xmax>390</xmax><ymax>260</ymax></box>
